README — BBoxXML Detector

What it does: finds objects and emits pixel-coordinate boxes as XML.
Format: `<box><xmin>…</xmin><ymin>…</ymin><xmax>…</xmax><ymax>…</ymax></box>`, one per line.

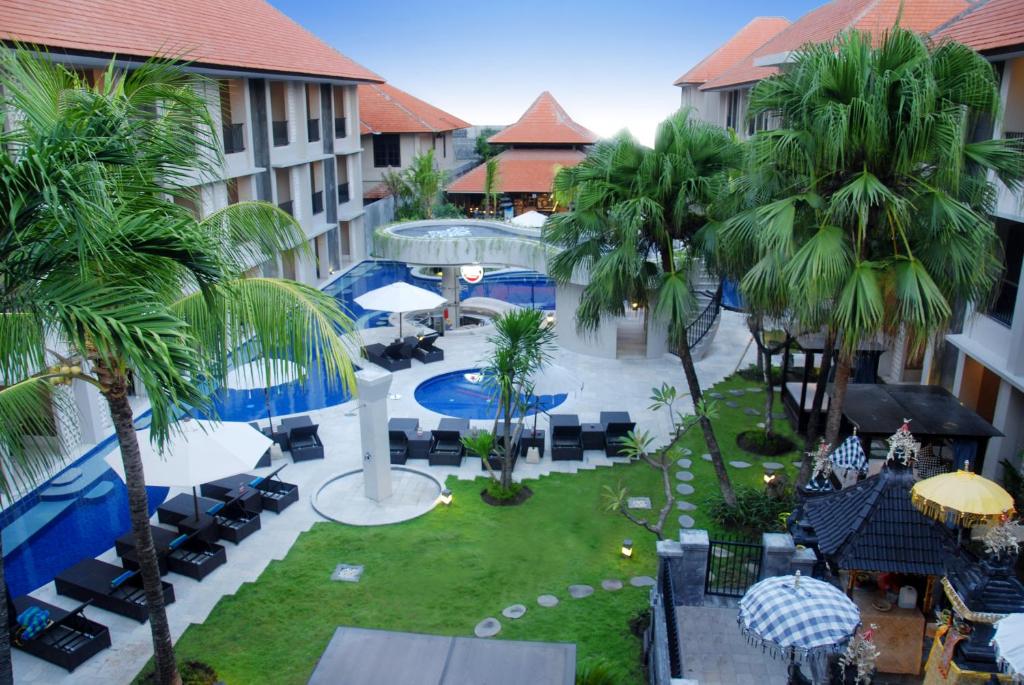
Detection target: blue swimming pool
<box><xmin>414</xmin><ymin>368</ymin><xmax>567</xmax><ymax>420</ymax></box>
<box><xmin>3</xmin><ymin>260</ymin><xmax>555</xmax><ymax>595</ymax></box>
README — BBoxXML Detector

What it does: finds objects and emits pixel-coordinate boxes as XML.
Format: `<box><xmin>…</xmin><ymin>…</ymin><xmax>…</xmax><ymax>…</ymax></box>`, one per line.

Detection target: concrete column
<box><xmin>791</xmin><ymin>545</ymin><xmax>817</xmax><ymax>577</ymax></box>
<box><xmin>656</xmin><ymin>539</ymin><xmax>683</xmax><ymax>605</ymax></box>
<box><xmin>440</xmin><ymin>268</ymin><xmax>459</xmax><ymax>328</ymax></box>
<box><xmin>760</xmin><ymin>532</ymin><xmax>796</xmax><ymax>579</ymax></box>
<box><xmin>677</xmin><ymin>529</ymin><xmax>710</xmax><ymax>606</ymax></box>
<box><xmin>356</xmin><ymin>367</ymin><xmax>392</xmax><ymax>502</ymax></box>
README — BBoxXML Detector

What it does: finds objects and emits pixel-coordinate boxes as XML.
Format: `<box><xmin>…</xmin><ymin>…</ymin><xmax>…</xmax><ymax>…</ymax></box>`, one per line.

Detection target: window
<box><xmin>725</xmin><ymin>91</ymin><xmax>740</xmax><ymax>131</ymax></box>
<box><xmin>373</xmin><ymin>134</ymin><xmax>401</xmax><ymax>167</ymax></box>
<box><xmin>987</xmin><ymin>218</ymin><xmax>1023</xmax><ymax>327</ymax></box>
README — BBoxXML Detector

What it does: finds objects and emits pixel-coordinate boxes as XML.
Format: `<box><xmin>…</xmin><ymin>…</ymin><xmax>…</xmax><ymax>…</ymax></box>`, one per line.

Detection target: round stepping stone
<box><xmin>675</xmin><ymin>471</ymin><xmax>694</xmax><ymax>482</ymax></box>
<box><xmin>676</xmin><ymin>458</ymin><xmax>692</xmax><ymax>468</ymax></box>
<box><xmin>725</xmin><ymin>401</ymin><xmax>740</xmax><ymax>408</ymax></box>
<box><xmin>676</xmin><ymin>483</ymin><xmax>695</xmax><ymax>495</ymax></box>
<box><xmin>757</xmin><ymin>422</ymin><xmax>766</xmax><ymax>429</ymax></box>
<box><xmin>679</xmin><ymin>448</ymin><xmax>693</xmax><ymax>456</ymax></box>
<box><xmin>701</xmin><ymin>453</ymin><xmax>713</xmax><ymax>462</ymax></box>
<box><xmin>708</xmin><ymin>392</ymin><xmax>725</xmax><ymax>399</ymax></box>
<box><xmin>729</xmin><ymin>460</ymin><xmax>752</xmax><ymax>469</ymax></box>
<box><xmin>568</xmin><ymin>584</ymin><xmax>594</xmax><ymax>599</ymax></box>
<box><xmin>729</xmin><ymin>389</ymin><xmax>746</xmax><ymax>397</ymax></box>
<box><xmin>678</xmin><ymin>514</ymin><xmax>695</xmax><ymax>528</ymax></box>
<box><xmin>630</xmin><ymin>576</ymin><xmax>656</xmax><ymax>587</ymax></box>
<box><xmin>763</xmin><ymin>462</ymin><xmax>785</xmax><ymax>470</ymax></box>
<box><xmin>743</xmin><ymin>408</ymin><xmax>760</xmax><ymax>416</ymax></box>
<box><xmin>601</xmin><ymin>579</ymin><xmax>623</xmax><ymax>591</ymax></box>
<box><xmin>83</xmin><ymin>481</ymin><xmax>114</xmax><ymax>502</ymax></box>
<box><xmin>772</xmin><ymin>412</ymin><xmax>787</xmax><ymax>420</ymax></box>
<box><xmin>747</xmin><ymin>387</ymin><xmax>764</xmax><ymax>393</ymax></box>
<box><xmin>475</xmin><ymin>617</ymin><xmax>501</xmax><ymax>638</ymax></box>
<box><xmin>537</xmin><ymin>594</ymin><xmax>559</xmax><ymax>607</ymax></box>
<box><xmin>677</xmin><ymin>501</ymin><xmax>696</xmax><ymax>511</ymax></box>
<box><xmin>502</xmin><ymin>604</ymin><xmax>527</xmax><ymax>619</ymax></box>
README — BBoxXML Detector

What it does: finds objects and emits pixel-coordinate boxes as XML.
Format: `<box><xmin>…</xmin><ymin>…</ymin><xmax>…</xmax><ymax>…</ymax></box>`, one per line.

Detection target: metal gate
<box><xmin>705</xmin><ymin>537</ymin><xmax>763</xmax><ymax>597</ymax></box>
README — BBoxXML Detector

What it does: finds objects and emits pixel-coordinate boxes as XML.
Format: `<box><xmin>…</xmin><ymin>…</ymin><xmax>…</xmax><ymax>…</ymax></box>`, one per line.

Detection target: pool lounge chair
<box><xmin>115</xmin><ymin>526</ymin><xmax>227</xmax><ymax>581</ymax></box>
<box><xmin>55</xmin><ymin>558</ymin><xmax>175</xmax><ymax>623</ymax></box>
<box><xmin>428</xmin><ymin>429</ymin><xmax>464</xmax><ymax>466</ymax></box>
<box><xmin>8</xmin><ymin>596</ymin><xmax>111</xmax><ymax>672</ymax></box>
<box><xmin>549</xmin><ymin>414</ymin><xmax>583</xmax><ymax>461</ymax></box>
<box><xmin>157</xmin><ymin>493</ymin><xmax>261</xmax><ymax>544</ymax></box>
<box><xmin>412</xmin><ymin>332</ymin><xmax>444</xmax><ymax>364</ymax></box>
<box><xmin>200</xmin><ymin>465</ymin><xmax>299</xmax><ymax>513</ymax></box>
<box><xmin>289</xmin><ymin>423</ymin><xmax>324</xmax><ymax>461</ymax></box>
<box><xmin>364</xmin><ymin>339</ymin><xmax>413</xmax><ymax>372</ymax></box>
<box><xmin>600</xmin><ymin>411</ymin><xmax>636</xmax><ymax>457</ymax></box>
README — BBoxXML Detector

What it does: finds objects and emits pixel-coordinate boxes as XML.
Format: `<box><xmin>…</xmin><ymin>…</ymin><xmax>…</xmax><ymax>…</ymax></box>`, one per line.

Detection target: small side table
<box><xmin>581</xmin><ymin>423</ymin><xmax>606</xmax><ymax>450</ymax></box>
<box><xmin>519</xmin><ymin>429</ymin><xmax>545</xmax><ymax>458</ymax></box>
<box><xmin>407</xmin><ymin>434</ymin><xmax>432</xmax><ymax>460</ymax></box>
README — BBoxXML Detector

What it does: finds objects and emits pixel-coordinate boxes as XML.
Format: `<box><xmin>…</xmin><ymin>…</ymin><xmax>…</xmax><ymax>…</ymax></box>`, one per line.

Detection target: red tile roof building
<box><xmin>487</xmin><ymin>91</ymin><xmax>598</xmax><ymax>146</ymax></box>
<box><xmin>0</xmin><ymin>0</ymin><xmax>382</xmax><ymax>82</ymax></box>
<box><xmin>674</xmin><ymin>17</ymin><xmax>791</xmax><ymax>86</ymax></box>
<box><xmin>933</xmin><ymin>0</ymin><xmax>1024</xmax><ymax>54</ymax></box>
<box><xmin>447</xmin><ymin>149</ymin><xmax>586</xmax><ymax>194</ymax></box>
<box><xmin>359</xmin><ymin>83</ymin><xmax>470</xmax><ymax>135</ymax></box>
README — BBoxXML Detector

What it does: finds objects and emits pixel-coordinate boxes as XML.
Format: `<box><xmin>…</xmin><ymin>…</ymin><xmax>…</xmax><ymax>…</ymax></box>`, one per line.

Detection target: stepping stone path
<box><xmin>680</xmin><ymin>448</ymin><xmax>693</xmax><ymax>456</ymax></box>
<box><xmin>502</xmin><ymin>604</ymin><xmax>527</xmax><ymax>619</ymax></box>
<box><xmin>708</xmin><ymin>392</ymin><xmax>725</xmax><ymax>399</ymax></box>
<box><xmin>729</xmin><ymin>460</ymin><xmax>752</xmax><ymax>469</ymax></box>
<box><xmin>475</xmin><ymin>618</ymin><xmax>501</xmax><ymax>638</ymax></box>
<box><xmin>763</xmin><ymin>462</ymin><xmax>785</xmax><ymax>470</ymax></box>
<box><xmin>630</xmin><ymin>576</ymin><xmax>656</xmax><ymax>587</ymax></box>
<box><xmin>743</xmin><ymin>408</ymin><xmax>760</xmax><ymax>416</ymax></box>
<box><xmin>678</xmin><ymin>514</ymin><xmax>695</xmax><ymax>529</ymax></box>
<box><xmin>701</xmin><ymin>453</ymin><xmax>713</xmax><ymax>462</ymax></box>
<box><xmin>747</xmin><ymin>387</ymin><xmax>764</xmax><ymax>394</ymax></box>
<box><xmin>729</xmin><ymin>389</ymin><xmax>746</xmax><ymax>397</ymax></box>
<box><xmin>676</xmin><ymin>483</ymin><xmax>695</xmax><ymax>496</ymax></box>
<box><xmin>677</xmin><ymin>501</ymin><xmax>696</xmax><ymax>511</ymax></box>
<box><xmin>568</xmin><ymin>584</ymin><xmax>594</xmax><ymax>599</ymax></box>
<box><xmin>757</xmin><ymin>422</ymin><xmax>766</xmax><ymax>429</ymax></box>
<box><xmin>725</xmin><ymin>401</ymin><xmax>740</xmax><ymax>409</ymax></box>
<box><xmin>773</xmin><ymin>412</ymin><xmax>788</xmax><ymax>420</ymax></box>
<box><xmin>602</xmin><ymin>579</ymin><xmax>623</xmax><ymax>591</ymax></box>
<box><xmin>537</xmin><ymin>594</ymin><xmax>559</xmax><ymax>607</ymax></box>
<box><xmin>676</xmin><ymin>458</ymin><xmax>692</xmax><ymax>468</ymax></box>
<box><xmin>675</xmin><ymin>471</ymin><xmax>694</xmax><ymax>482</ymax></box>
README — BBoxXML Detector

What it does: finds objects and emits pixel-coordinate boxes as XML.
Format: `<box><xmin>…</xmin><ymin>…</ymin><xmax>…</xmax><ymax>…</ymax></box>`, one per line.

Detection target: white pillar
<box><xmin>356</xmin><ymin>367</ymin><xmax>393</xmax><ymax>502</ymax></box>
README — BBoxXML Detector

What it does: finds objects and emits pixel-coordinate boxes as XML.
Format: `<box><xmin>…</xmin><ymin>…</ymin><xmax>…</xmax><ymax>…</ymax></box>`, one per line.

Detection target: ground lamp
<box><xmin>621</xmin><ymin>539</ymin><xmax>633</xmax><ymax>558</ymax></box>
<box><xmin>763</xmin><ymin>465</ymin><xmax>784</xmax><ymax>500</ymax></box>
<box><xmin>438</xmin><ymin>488</ymin><xmax>453</xmax><ymax>506</ymax></box>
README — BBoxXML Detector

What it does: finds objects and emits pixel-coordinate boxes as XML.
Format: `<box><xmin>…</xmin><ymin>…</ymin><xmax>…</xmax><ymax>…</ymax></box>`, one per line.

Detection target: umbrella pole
<box><xmin>193</xmin><ymin>486</ymin><xmax>200</xmax><ymax>521</ymax></box>
<box><xmin>265</xmin><ymin>387</ymin><xmax>274</xmax><ymax>431</ymax></box>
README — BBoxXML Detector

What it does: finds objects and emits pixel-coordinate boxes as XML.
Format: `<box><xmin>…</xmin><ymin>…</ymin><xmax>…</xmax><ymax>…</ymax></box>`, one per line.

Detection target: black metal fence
<box><xmin>307</xmin><ymin>118</ymin><xmax>321</xmax><ymax>142</ymax></box>
<box><xmin>686</xmin><ymin>287</ymin><xmax>722</xmax><ymax>349</ymax></box>
<box><xmin>311</xmin><ymin>190</ymin><xmax>324</xmax><ymax>215</ymax></box>
<box><xmin>705</xmin><ymin>537</ymin><xmax>762</xmax><ymax>597</ymax></box>
<box><xmin>660</xmin><ymin>561</ymin><xmax>683</xmax><ymax>678</ymax></box>
<box><xmin>334</xmin><ymin>116</ymin><xmax>347</xmax><ymax>138</ymax></box>
<box><xmin>272</xmin><ymin>120</ymin><xmax>289</xmax><ymax>147</ymax></box>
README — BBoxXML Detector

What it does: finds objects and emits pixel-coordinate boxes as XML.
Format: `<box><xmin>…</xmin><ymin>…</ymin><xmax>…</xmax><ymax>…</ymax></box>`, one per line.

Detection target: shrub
<box><xmin>705</xmin><ymin>486</ymin><xmax>795</xmax><ymax>537</ymax></box>
<box><xmin>138</xmin><ymin>660</ymin><xmax>218</xmax><ymax>685</ymax></box>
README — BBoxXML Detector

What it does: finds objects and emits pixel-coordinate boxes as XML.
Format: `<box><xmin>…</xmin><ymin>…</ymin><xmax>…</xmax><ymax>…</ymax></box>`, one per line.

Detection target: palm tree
<box><xmin>482</xmin><ymin>156</ymin><xmax>500</xmax><ymax>218</ymax></box>
<box><xmin>545</xmin><ymin>111</ymin><xmax>741</xmax><ymax>506</ymax></box>
<box><xmin>482</xmin><ymin>309</ymin><xmax>556</xmax><ymax>492</ymax></box>
<box><xmin>402</xmin><ymin>149</ymin><xmax>447</xmax><ymax>219</ymax></box>
<box><xmin>715</xmin><ymin>28</ymin><xmax>1024</xmax><ymax>454</ymax></box>
<box><xmin>0</xmin><ymin>51</ymin><xmax>356</xmax><ymax>685</ymax></box>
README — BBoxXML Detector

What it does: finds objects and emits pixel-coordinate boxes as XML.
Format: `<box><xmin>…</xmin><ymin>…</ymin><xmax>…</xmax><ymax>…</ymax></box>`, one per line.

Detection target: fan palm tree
<box><xmin>482</xmin><ymin>156</ymin><xmax>500</xmax><ymax>218</ymax></box>
<box><xmin>403</xmin><ymin>149</ymin><xmax>447</xmax><ymax>219</ymax></box>
<box><xmin>0</xmin><ymin>51</ymin><xmax>356</xmax><ymax>685</ymax></box>
<box><xmin>713</xmin><ymin>28</ymin><xmax>1024</xmax><ymax>453</ymax></box>
<box><xmin>545</xmin><ymin>111</ymin><xmax>740</xmax><ymax>506</ymax></box>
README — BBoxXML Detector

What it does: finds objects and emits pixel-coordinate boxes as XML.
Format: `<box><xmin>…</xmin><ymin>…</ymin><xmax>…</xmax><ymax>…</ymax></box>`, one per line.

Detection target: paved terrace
<box><xmin>13</xmin><ymin>311</ymin><xmax>755</xmax><ymax>684</ymax></box>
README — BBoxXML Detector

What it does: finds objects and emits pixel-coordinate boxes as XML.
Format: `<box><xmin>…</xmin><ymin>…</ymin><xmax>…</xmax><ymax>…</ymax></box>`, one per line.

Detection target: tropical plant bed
<box><xmin>481</xmin><ymin>482</ymin><xmax>533</xmax><ymax>506</ymax></box>
<box><xmin>736</xmin><ymin>430</ymin><xmax>797</xmax><ymax>456</ymax></box>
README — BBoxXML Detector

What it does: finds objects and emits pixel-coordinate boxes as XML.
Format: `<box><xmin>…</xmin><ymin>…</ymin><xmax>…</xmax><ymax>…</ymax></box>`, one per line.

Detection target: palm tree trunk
<box><xmin>676</xmin><ymin>339</ymin><xmax>736</xmax><ymax>507</ymax></box>
<box><xmin>799</xmin><ymin>331</ymin><xmax>835</xmax><ymax>484</ymax></box>
<box><xmin>97</xmin><ymin>366</ymin><xmax>180</xmax><ymax>685</ymax></box>
<box><xmin>0</xmin><ymin>537</ymin><xmax>12</xmax><ymax>685</ymax></box>
<box><xmin>823</xmin><ymin>351</ymin><xmax>853</xmax><ymax>449</ymax></box>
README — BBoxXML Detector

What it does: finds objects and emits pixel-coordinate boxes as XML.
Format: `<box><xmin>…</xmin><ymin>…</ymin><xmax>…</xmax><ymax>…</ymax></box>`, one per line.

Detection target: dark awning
<box><xmin>838</xmin><ymin>384</ymin><xmax>1001</xmax><ymax>441</ymax></box>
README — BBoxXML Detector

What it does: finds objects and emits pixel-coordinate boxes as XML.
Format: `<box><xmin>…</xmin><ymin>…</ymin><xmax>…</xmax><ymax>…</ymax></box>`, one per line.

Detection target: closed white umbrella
<box><xmin>106</xmin><ymin>419</ymin><xmax>272</xmax><ymax>520</ymax></box>
<box><xmin>992</xmin><ymin>613</ymin><xmax>1024</xmax><ymax>678</ymax></box>
<box><xmin>354</xmin><ymin>282</ymin><xmax>447</xmax><ymax>338</ymax></box>
<box><xmin>511</xmin><ymin>210</ymin><xmax>547</xmax><ymax>228</ymax></box>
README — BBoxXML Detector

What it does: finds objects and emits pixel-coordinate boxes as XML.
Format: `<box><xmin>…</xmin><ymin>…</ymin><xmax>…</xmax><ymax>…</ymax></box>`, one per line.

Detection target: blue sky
<box><xmin>272</xmin><ymin>0</ymin><xmax>822</xmax><ymax>146</ymax></box>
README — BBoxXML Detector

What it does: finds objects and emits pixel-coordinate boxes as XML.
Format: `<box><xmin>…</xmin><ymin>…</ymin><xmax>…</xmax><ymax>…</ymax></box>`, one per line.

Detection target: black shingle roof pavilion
<box><xmin>804</xmin><ymin>463</ymin><xmax>956</xmax><ymax>576</ymax></box>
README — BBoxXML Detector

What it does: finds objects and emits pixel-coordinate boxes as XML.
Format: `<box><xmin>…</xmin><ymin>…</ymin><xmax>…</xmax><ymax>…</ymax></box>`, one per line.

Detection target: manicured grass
<box><xmin>167</xmin><ymin>372</ymin><xmax>801</xmax><ymax>684</ymax></box>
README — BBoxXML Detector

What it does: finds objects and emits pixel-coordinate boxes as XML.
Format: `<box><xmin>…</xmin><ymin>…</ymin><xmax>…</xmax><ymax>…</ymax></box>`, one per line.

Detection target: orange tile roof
<box><xmin>0</xmin><ymin>0</ymin><xmax>382</xmax><ymax>83</ymax></box>
<box><xmin>701</xmin><ymin>0</ymin><xmax>970</xmax><ymax>91</ymax></box>
<box><xmin>934</xmin><ymin>0</ymin><xmax>1024</xmax><ymax>53</ymax></box>
<box><xmin>358</xmin><ymin>83</ymin><xmax>470</xmax><ymax>135</ymax></box>
<box><xmin>363</xmin><ymin>183</ymin><xmax>392</xmax><ymax>200</ymax></box>
<box><xmin>674</xmin><ymin>17</ymin><xmax>791</xmax><ymax>86</ymax></box>
<box><xmin>487</xmin><ymin>92</ymin><xmax>597</xmax><ymax>146</ymax></box>
<box><xmin>447</xmin><ymin>149</ymin><xmax>586</xmax><ymax>194</ymax></box>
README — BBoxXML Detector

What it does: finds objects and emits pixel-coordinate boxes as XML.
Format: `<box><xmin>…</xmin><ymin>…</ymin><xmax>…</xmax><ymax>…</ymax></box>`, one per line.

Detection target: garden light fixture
<box><xmin>439</xmin><ymin>488</ymin><xmax>453</xmax><ymax>505</ymax></box>
<box><xmin>621</xmin><ymin>538</ymin><xmax>633</xmax><ymax>558</ymax></box>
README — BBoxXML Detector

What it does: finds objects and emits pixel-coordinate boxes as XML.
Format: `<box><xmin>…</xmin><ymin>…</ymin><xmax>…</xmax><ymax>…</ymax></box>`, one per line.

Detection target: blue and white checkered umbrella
<box><xmin>831</xmin><ymin>435</ymin><xmax>868</xmax><ymax>474</ymax></box>
<box><xmin>738</xmin><ymin>572</ymin><xmax>861</xmax><ymax>669</ymax></box>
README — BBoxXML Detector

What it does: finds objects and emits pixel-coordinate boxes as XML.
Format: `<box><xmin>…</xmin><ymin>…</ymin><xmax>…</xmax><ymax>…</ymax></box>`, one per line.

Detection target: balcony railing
<box><xmin>337</xmin><ymin>182</ymin><xmax>350</xmax><ymax>205</ymax></box>
<box><xmin>311</xmin><ymin>190</ymin><xmax>324</xmax><ymax>215</ymax></box>
<box><xmin>307</xmin><ymin>118</ymin><xmax>321</xmax><ymax>142</ymax></box>
<box><xmin>222</xmin><ymin>122</ymin><xmax>245</xmax><ymax>154</ymax></box>
<box><xmin>334</xmin><ymin>116</ymin><xmax>347</xmax><ymax>138</ymax></box>
<box><xmin>272</xmin><ymin>120</ymin><xmax>289</xmax><ymax>147</ymax></box>
<box><xmin>278</xmin><ymin>199</ymin><xmax>293</xmax><ymax>216</ymax></box>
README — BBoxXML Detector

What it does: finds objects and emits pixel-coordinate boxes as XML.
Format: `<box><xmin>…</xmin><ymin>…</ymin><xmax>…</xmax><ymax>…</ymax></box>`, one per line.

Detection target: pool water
<box><xmin>3</xmin><ymin>260</ymin><xmax>555</xmax><ymax>595</ymax></box>
<box><xmin>414</xmin><ymin>368</ymin><xmax>567</xmax><ymax>420</ymax></box>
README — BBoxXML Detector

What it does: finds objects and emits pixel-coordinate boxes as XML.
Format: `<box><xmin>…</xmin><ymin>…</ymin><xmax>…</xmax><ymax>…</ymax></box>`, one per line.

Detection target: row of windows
<box><xmin>373</xmin><ymin>132</ymin><xmax>449</xmax><ymax>168</ymax></box>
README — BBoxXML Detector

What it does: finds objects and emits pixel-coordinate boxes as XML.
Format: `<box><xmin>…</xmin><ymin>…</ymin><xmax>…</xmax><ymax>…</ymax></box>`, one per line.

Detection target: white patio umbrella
<box><xmin>105</xmin><ymin>419</ymin><xmax>273</xmax><ymax>521</ymax></box>
<box><xmin>992</xmin><ymin>613</ymin><xmax>1024</xmax><ymax>679</ymax></box>
<box><xmin>511</xmin><ymin>210</ymin><xmax>547</xmax><ymax>228</ymax></box>
<box><xmin>354</xmin><ymin>281</ymin><xmax>447</xmax><ymax>339</ymax></box>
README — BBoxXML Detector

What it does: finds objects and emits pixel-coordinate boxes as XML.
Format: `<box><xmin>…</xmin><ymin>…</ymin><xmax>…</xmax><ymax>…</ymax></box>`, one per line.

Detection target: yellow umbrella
<box><xmin>911</xmin><ymin>465</ymin><xmax>1015</xmax><ymax>527</ymax></box>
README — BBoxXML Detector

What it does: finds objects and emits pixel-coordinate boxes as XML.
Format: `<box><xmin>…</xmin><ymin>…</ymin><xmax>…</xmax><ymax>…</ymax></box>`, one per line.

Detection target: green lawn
<box><xmin>167</xmin><ymin>371</ymin><xmax>801</xmax><ymax>684</ymax></box>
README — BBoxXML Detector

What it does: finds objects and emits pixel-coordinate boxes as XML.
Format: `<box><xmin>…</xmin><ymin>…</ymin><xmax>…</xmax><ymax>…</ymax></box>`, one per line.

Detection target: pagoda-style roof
<box><xmin>804</xmin><ymin>464</ymin><xmax>955</xmax><ymax>575</ymax></box>
<box><xmin>945</xmin><ymin>553</ymin><xmax>1024</xmax><ymax>620</ymax></box>
<box><xmin>487</xmin><ymin>92</ymin><xmax>597</xmax><ymax>146</ymax></box>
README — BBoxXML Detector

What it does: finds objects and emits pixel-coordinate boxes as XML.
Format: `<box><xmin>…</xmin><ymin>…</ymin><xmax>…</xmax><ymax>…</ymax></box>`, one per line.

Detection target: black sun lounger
<box><xmin>200</xmin><ymin>465</ymin><xmax>299</xmax><ymax>514</ymax></box>
<box><xmin>364</xmin><ymin>340</ymin><xmax>413</xmax><ymax>372</ymax></box>
<box><xmin>9</xmin><ymin>596</ymin><xmax>111</xmax><ymax>672</ymax></box>
<box><xmin>55</xmin><ymin>558</ymin><xmax>175</xmax><ymax>623</ymax></box>
<box><xmin>412</xmin><ymin>332</ymin><xmax>443</xmax><ymax>364</ymax></box>
<box><xmin>600</xmin><ymin>411</ymin><xmax>636</xmax><ymax>457</ymax></box>
<box><xmin>157</xmin><ymin>493</ymin><xmax>261</xmax><ymax>544</ymax></box>
<box><xmin>115</xmin><ymin>526</ymin><xmax>227</xmax><ymax>581</ymax></box>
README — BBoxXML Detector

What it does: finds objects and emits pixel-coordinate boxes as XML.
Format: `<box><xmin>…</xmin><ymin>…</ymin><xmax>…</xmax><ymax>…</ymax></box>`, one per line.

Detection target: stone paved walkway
<box><xmin>677</xmin><ymin>606</ymin><xmax>789</xmax><ymax>685</ymax></box>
